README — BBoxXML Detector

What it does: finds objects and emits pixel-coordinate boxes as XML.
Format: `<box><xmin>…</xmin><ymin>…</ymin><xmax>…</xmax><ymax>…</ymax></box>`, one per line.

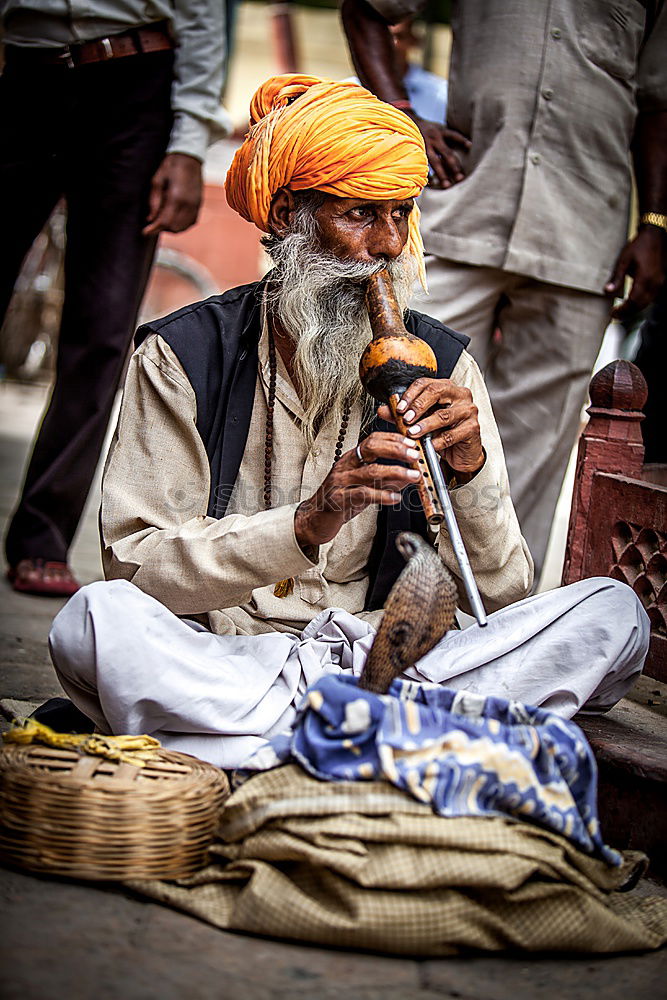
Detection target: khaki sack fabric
<box><xmin>128</xmin><ymin>764</ymin><xmax>667</xmax><ymax>955</ymax></box>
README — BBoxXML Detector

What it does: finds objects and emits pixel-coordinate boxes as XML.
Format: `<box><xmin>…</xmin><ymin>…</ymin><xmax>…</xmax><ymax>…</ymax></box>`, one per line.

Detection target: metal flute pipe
<box><xmin>421</xmin><ymin>435</ymin><xmax>488</xmax><ymax>628</ymax></box>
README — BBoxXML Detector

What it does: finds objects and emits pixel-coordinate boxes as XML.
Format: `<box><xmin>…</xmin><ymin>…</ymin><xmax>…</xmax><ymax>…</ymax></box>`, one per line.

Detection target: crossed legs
<box><xmin>49</xmin><ymin>577</ymin><xmax>649</xmax><ymax>768</ymax></box>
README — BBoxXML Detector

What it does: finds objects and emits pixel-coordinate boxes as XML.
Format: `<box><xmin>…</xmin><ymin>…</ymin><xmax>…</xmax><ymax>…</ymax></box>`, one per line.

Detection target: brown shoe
<box><xmin>7</xmin><ymin>559</ymin><xmax>81</xmax><ymax>597</ymax></box>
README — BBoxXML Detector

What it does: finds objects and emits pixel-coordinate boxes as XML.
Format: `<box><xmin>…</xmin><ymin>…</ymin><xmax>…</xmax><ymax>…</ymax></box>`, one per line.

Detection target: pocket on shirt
<box><xmin>578</xmin><ymin>0</ymin><xmax>646</xmax><ymax>81</ymax></box>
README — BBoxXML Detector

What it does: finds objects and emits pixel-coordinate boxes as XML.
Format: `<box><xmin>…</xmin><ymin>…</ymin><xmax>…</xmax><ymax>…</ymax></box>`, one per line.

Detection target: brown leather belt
<box><xmin>5</xmin><ymin>22</ymin><xmax>173</xmax><ymax>69</ymax></box>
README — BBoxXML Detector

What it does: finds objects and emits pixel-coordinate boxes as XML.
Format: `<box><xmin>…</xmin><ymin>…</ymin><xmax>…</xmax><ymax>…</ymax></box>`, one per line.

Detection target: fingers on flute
<box><xmin>333</xmin><ymin>485</ymin><xmax>403</xmax><ymax>511</ymax></box>
<box><xmin>336</xmin><ymin>485</ymin><xmax>409</xmax><ymax>510</ymax></box>
<box><xmin>395</xmin><ymin>378</ymin><xmax>458</xmax><ymax>418</ymax></box>
<box><xmin>430</xmin><ymin>417</ymin><xmax>481</xmax><ymax>452</ymax></box>
<box><xmin>343</xmin><ymin>465</ymin><xmax>420</xmax><ymax>490</ymax></box>
<box><xmin>355</xmin><ymin>487</ymin><xmax>406</xmax><ymax>507</ymax></box>
<box><xmin>344</xmin><ymin>431</ymin><xmax>419</xmax><ymax>466</ymax></box>
<box><xmin>405</xmin><ymin>400</ymin><xmax>477</xmax><ymax>439</ymax></box>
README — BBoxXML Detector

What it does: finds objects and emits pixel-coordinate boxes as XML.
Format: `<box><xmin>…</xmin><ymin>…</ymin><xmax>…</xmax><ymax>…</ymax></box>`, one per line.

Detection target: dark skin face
<box><xmin>268</xmin><ymin>189</ymin><xmax>413</xmax><ymax>381</ymax></box>
<box><xmin>269</xmin><ymin>188</ymin><xmax>413</xmax><ymax>266</ymax></box>
<box><xmin>267</xmin><ymin>188</ymin><xmax>485</xmax><ymax>550</ymax></box>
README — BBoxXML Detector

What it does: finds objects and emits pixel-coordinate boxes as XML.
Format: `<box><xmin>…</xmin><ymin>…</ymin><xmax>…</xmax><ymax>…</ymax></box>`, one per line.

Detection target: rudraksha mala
<box><xmin>265</xmin><ymin>328</ymin><xmax>352</xmax><ymax>597</ymax></box>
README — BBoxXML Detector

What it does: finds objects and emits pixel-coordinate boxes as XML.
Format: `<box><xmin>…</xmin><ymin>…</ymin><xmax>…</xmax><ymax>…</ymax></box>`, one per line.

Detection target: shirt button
<box><xmin>551</xmin><ymin>27</ymin><xmax>561</xmax><ymax>38</ymax></box>
<box><xmin>530</xmin><ymin>153</ymin><xmax>541</xmax><ymax>165</ymax></box>
<box><xmin>542</xmin><ymin>88</ymin><xmax>554</xmax><ymax>101</ymax></box>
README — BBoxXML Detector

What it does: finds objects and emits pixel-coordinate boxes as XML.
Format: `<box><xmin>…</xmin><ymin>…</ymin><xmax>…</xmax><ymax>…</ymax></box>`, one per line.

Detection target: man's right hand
<box><xmin>408</xmin><ymin>114</ymin><xmax>471</xmax><ymax>189</ymax></box>
<box><xmin>143</xmin><ymin>153</ymin><xmax>203</xmax><ymax>236</ymax></box>
<box><xmin>294</xmin><ymin>432</ymin><xmax>422</xmax><ymax>549</ymax></box>
<box><xmin>338</xmin><ymin>0</ymin><xmax>470</xmax><ymax>190</ymax></box>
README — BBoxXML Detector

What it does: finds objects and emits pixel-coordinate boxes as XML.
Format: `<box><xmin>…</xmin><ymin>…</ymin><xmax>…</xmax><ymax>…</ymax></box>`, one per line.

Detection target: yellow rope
<box><xmin>3</xmin><ymin>718</ymin><xmax>162</xmax><ymax>767</ymax></box>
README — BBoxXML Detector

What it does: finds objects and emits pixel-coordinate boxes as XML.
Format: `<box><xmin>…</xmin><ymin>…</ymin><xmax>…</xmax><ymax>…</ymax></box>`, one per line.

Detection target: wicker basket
<box><xmin>0</xmin><ymin>743</ymin><xmax>229</xmax><ymax>880</ymax></box>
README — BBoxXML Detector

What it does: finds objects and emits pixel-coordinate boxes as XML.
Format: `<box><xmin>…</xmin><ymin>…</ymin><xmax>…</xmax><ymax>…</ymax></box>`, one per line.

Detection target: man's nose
<box><xmin>368</xmin><ymin>217</ymin><xmax>406</xmax><ymax>260</ymax></box>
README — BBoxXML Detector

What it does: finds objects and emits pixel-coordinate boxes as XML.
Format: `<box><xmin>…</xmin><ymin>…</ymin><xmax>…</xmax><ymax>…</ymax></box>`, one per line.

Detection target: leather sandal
<box><xmin>7</xmin><ymin>559</ymin><xmax>81</xmax><ymax>597</ymax></box>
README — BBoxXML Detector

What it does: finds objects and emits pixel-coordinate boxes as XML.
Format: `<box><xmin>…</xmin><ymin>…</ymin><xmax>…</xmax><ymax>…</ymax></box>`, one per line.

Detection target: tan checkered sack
<box><xmin>128</xmin><ymin>764</ymin><xmax>667</xmax><ymax>955</ymax></box>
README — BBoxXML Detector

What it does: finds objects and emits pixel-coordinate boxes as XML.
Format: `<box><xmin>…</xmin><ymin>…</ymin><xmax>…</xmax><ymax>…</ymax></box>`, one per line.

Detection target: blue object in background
<box><xmin>403</xmin><ymin>63</ymin><xmax>449</xmax><ymax>124</ymax></box>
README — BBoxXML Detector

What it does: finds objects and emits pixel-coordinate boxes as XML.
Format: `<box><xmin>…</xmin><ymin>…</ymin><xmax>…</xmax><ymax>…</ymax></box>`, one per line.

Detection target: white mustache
<box><xmin>262</xmin><ymin>218</ymin><xmax>419</xmax><ymax>448</ymax></box>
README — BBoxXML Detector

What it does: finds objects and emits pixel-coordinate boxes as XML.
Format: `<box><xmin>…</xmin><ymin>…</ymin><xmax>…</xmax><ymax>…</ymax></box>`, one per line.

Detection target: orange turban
<box><xmin>225</xmin><ymin>74</ymin><xmax>429</xmax><ymax>285</ymax></box>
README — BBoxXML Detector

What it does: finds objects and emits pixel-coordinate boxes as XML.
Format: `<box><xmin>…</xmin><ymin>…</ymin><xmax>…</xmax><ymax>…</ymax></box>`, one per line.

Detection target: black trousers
<box><xmin>634</xmin><ymin>281</ymin><xmax>667</xmax><ymax>465</ymax></box>
<box><xmin>1</xmin><ymin>48</ymin><xmax>174</xmax><ymax>565</ymax></box>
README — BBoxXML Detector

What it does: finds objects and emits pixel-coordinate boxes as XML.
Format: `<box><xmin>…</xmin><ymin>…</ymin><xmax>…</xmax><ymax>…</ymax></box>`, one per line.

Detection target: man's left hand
<box><xmin>377</xmin><ymin>377</ymin><xmax>485</xmax><ymax>481</ymax></box>
<box><xmin>407</xmin><ymin>114</ymin><xmax>471</xmax><ymax>189</ymax></box>
<box><xmin>605</xmin><ymin>226</ymin><xmax>667</xmax><ymax>320</ymax></box>
<box><xmin>143</xmin><ymin>153</ymin><xmax>203</xmax><ymax>236</ymax></box>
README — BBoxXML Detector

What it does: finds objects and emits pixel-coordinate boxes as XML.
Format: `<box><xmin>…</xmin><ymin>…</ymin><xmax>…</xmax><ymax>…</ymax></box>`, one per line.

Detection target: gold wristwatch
<box><xmin>640</xmin><ymin>212</ymin><xmax>667</xmax><ymax>234</ymax></box>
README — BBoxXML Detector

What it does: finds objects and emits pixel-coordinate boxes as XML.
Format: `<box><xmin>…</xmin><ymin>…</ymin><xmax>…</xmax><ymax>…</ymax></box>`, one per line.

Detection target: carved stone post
<box><xmin>562</xmin><ymin>360</ymin><xmax>647</xmax><ymax>586</ymax></box>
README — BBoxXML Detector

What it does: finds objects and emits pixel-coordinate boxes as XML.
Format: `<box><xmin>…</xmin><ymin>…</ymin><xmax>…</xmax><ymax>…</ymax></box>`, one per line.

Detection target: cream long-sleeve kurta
<box><xmin>101</xmin><ymin>326</ymin><xmax>533</xmax><ymax>636</ymax></box>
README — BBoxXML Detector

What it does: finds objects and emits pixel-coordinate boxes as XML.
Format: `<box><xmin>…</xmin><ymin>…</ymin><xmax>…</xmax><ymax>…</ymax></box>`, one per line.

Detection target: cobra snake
<box><xmin>358</xmin><ymin>532</ymin><xmax>459</xmax><ymax>694</ymax></box>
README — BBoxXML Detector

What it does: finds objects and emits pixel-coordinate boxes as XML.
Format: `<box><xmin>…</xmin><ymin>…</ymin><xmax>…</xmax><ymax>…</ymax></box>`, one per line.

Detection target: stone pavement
<box><xmin>1</xmin><ymin>379</ymin><xmax>666</xmax><ymax>999</ymax></box>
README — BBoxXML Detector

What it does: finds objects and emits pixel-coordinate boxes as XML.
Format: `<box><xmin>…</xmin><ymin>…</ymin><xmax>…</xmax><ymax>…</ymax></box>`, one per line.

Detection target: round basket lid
<box><xmin>0</xmin><ymin>743</ymin><xmax>229</xmax><ymax>880</ymax></box>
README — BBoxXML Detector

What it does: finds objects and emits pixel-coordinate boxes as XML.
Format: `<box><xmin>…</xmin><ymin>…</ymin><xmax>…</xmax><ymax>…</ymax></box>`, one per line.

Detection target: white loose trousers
<box><xmin>49</xmin><ymin>577</ymin><xmax>649</xmax><ymax>769</ymax></box>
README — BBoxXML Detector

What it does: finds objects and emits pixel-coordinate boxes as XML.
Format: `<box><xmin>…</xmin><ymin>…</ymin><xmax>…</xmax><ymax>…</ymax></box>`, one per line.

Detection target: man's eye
<box><xmin>394</xmin><ymin>205</ymin><xmax>413</xmax><ymax>219</ymax></box>
<box><xmin>349</xmin><ymin>207</ymin><xmax>372</xmax><ymax>219</ymax></box>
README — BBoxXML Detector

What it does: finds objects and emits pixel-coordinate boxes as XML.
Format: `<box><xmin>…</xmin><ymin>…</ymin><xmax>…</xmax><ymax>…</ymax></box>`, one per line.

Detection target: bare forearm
<box><xmin>339</xmin><ymin>0</ymin><xmax>469</xmax><ymax>186</ymax></box>
<box><xmin>605</xmin><ymin>110</ymin><xmax>667</xmax><ymax>315</ymax></box>
<box><xmin>632</xmin><ymin>110</ymin><xmax>667</xmax><ymax>217</ymax></box>
<box><xmin>340</xmin><ymin>0</ymin><xmax>406</xmax><ymax>102</ymax></box>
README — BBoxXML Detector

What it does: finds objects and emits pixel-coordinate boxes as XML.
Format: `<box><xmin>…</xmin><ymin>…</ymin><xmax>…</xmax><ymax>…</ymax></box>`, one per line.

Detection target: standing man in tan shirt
<box><xmin>341</xmin><ymin>0</ymin><xmax>667</xmax><ymax>581</ymax></box>
<box><xmin>49</xmin><ymin>76</ymin><xmax>648</xmax><ymax>768</ymax></box>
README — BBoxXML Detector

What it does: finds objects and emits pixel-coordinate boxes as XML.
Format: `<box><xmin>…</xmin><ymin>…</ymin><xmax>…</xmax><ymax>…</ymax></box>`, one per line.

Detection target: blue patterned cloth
<box><xmin>238</xmin><ymin>675</ymin><xmax>620</xmax><ymax>865</ymax></box>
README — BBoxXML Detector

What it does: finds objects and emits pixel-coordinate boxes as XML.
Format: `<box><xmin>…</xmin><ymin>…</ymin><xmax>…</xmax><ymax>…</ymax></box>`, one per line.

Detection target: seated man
<box><xmin>49</xmin><ymin>75</ymin><xmax>649</xmax><ymax>769</ymax></box>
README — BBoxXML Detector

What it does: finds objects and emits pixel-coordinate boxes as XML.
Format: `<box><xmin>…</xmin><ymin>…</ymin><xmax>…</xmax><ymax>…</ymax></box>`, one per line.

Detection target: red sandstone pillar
<box><xmin>562</xmin><ymin>360</ymin><xmax>647</xmax><ymax>586</ymax></box>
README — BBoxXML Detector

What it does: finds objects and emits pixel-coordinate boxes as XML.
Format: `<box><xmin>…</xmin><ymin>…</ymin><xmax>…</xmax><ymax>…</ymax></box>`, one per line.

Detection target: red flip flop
<box><xmin>7</xmin><ymin>559</ymin><xmax>81</xmax><ymax>597</ymax></box>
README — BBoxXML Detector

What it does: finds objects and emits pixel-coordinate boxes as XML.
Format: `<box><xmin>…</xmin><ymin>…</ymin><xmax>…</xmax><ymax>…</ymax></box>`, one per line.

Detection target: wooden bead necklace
<box><xmin>265</xmin><ymin>327</ymin><xmax>352</xmax><ymax>597</ymax></box>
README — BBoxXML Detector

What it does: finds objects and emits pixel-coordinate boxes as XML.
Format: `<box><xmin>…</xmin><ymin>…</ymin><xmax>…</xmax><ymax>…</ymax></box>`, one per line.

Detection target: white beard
<box><xmin>262</xmin><ymin>223</ymin><xmax>419</xmax><ymax>449</ymax></box>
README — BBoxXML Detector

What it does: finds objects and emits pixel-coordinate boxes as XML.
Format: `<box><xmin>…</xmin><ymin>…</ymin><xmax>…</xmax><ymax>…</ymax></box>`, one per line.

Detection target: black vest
<box><xmin>137</xmin><ymin>280</ymin><xmax>468</xmax><ymax>610</ymax></box>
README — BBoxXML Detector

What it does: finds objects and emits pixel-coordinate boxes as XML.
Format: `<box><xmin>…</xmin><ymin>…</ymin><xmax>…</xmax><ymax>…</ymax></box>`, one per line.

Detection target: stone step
<box><xmin>577</xmin><ymin>674</ymin><xmax>667</xmax><ymax>875</ymax></box>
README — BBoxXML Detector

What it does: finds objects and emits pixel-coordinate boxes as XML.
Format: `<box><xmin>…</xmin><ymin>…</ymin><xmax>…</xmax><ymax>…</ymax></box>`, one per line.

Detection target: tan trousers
<box><xmin>423</xmin><ymin>258</ymin><xmax>611</xmax><ymax>579</ymax></box>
